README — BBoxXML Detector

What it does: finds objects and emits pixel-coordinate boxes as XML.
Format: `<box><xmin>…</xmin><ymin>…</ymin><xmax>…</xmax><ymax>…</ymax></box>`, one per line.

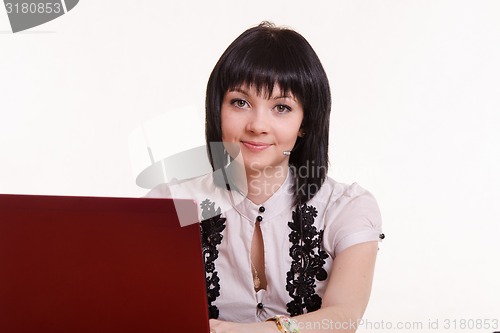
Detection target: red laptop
<box><xmin>0</xmin><ymin>194</ymin><xmax>209</xmax><ymax>333</ymax></box>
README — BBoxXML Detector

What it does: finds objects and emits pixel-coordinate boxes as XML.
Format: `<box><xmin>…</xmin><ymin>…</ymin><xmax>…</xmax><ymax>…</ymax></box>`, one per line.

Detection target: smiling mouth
<box><xmin>241</xmin><ymin>141</ymin><xmax>271</xmax><ymax>151</ymax></box>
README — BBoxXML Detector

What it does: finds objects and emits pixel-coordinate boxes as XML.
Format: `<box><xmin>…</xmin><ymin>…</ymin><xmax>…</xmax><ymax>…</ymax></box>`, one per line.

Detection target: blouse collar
<box><xmin>229</xmin><ymin>168</ymin><xmax>294</xmax><ymax>223</ymax></box>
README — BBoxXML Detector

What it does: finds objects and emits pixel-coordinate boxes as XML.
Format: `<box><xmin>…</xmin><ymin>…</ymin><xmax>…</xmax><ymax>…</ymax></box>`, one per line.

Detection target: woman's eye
<box><xmin>232</xmin><ymin>99</ymin><xmax>248</xmax><ymax>108</ymax></box>
<box><xmin>275</xmin><ymin>104</ymin><xmax>292</xmax><ymax>113</ymax></box>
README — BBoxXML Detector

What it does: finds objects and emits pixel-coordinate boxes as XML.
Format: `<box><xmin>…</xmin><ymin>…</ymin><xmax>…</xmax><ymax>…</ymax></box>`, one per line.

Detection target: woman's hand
<box><xmin>209</xmin><ymin>319</ymin><xmax>277</xmax><ymax>333</ymax></box>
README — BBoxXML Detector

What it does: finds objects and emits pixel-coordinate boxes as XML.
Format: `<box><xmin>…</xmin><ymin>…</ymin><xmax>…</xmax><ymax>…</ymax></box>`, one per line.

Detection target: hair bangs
<box><xmin>219</xmin><ymin>34</ymin><xmax>309</xmax><ymax>103</ymax></box>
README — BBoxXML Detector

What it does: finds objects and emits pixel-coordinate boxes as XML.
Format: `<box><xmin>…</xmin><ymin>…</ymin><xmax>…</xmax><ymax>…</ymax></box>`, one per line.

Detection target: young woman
<box><xmin>148</xmin><ymin>22</ymin><xmax>383</xmax><ymax>333</ymax></box>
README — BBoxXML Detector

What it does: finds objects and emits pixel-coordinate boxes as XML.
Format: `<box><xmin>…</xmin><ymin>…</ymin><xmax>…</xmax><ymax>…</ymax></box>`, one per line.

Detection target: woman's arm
<box><xmin>210</xmin><ymin>241</ymin><xmax>379</xmax><ymax>333</ymax></box>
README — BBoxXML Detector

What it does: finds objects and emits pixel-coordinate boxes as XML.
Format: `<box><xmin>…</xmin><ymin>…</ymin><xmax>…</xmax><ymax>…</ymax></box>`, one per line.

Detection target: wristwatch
<box><xmin>266</xmin><ymin>315</ymin><xmax>301</xmax><ymax>333</ymax></box>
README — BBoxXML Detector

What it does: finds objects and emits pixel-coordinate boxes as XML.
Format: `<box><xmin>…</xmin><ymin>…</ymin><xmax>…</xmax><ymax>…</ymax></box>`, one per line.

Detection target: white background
<box><xmin>1</xmin><ymin>1</ymin><xmax>499</xmax><ymax>332</ymax></box>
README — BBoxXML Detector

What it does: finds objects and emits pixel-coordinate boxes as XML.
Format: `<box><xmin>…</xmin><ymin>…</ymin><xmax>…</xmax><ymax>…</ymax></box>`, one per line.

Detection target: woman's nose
<box><xmin>245</xmin><ymin>109</ymin><xmax>270</xmax><ymax>134</ymax></box>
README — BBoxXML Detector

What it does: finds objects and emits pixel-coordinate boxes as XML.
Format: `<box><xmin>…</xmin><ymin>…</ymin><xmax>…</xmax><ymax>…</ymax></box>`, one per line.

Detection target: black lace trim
<box><xmin>200</xmin><ymin>199</ymin><xmax>226</xmax><ymax>319</ymax></box>
<box><xmin>286</xmin><ymin>203</ymin><xmax>329</xmax><ymax>316</ymax></box>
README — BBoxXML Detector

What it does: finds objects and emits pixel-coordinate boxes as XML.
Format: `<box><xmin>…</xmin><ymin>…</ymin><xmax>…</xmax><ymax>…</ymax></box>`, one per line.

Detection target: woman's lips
<box><xmin>241</xmin><ymin>141</ymin><xmax>271</xmax><ymax>152</ymax></box>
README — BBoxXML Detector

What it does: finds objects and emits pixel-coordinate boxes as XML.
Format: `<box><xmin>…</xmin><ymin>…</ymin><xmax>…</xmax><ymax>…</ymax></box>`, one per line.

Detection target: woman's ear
<box><xmin>298</xmin><ymin>129</ymin><xmax>305</xmax><ymax>138</ymax></box>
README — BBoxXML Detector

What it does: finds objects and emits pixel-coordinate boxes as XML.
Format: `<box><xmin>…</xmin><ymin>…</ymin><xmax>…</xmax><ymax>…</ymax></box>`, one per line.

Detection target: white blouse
<box><xmin>146</xmin><ymin>169</ymin><xmax>383</xmax><ymax>322</ymax></box>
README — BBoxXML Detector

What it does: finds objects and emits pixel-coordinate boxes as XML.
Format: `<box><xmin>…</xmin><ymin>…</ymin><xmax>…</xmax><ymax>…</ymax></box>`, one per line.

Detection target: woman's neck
<box><xmin>245</xmin><ymin>166</ymin><xmax>288</xmax><ymax>205</ymax></box>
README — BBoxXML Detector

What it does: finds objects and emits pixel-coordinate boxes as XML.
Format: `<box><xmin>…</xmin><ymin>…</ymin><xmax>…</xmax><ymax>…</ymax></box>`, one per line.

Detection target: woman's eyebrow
<box><xmin>272</xmin><ymin>93</ymin><xmax>297</xmax><ymax>102</ymax></box>
<box><xmin>228</xmin><ymin>87</ymin><xmax>250</xmax><ymax>96</ymax></box>
<box><xmin>229</xmin><ymin>87</ymin><xmax>297</xmax><ymax>102</ymax></box>
<box><xmin>273</xmin><ymin>94</ymin><xmax>292</xmax><ymax>99</ymax></box>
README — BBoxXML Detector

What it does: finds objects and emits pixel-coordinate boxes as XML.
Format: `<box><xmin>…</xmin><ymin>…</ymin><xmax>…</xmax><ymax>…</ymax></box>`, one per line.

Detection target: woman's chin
<box><xmin>243</xmin><ymin>159</ymin><xmax>288</xmax><ymax>176</ymax></box>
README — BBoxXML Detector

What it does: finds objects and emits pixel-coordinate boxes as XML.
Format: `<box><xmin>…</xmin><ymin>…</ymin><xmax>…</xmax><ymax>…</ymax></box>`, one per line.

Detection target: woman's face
<box><xmin>221</xmin><ymin>84</ymin><xmax>304</xmax><ymax>176</ymax></box>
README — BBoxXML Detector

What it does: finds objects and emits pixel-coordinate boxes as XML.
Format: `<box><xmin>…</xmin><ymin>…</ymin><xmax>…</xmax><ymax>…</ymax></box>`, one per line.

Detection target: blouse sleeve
<box><xmin>323</xmin><ymin>182</ymin><xmax>383</xmax><ymax>257</ymax></box>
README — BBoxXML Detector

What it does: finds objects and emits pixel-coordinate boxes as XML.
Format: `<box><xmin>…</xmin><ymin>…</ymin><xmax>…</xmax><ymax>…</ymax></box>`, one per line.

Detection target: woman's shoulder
<box><xmin>313</xmin><ymin>176</ymin><xmax>378</xmax><ymax>208</ymax></box>
<box><xmin>312</xmin><ymin>176</ymin><xmax>382</xmax><ymax>227</ymax></box>
<box><xmin>316</xmin><ymin>177</ymin><xmax>383</xmax><ymax>255</ymax></box>
<box><xmin>143</xmin><ymin>183</ymin><xmax>172</xmax><ymax>198</ymax></box>
<box><xmin>143</xmin><ymin>172</ymin><xmax>216</xmax><ymax>199</ymax></box>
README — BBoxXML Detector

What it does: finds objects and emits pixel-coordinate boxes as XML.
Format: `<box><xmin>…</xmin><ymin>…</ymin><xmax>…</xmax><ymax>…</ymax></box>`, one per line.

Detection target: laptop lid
<box><xmin>0</xmin><ymin>194</ymin><xmax>209</xmax><ymax>333</ymax></box>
